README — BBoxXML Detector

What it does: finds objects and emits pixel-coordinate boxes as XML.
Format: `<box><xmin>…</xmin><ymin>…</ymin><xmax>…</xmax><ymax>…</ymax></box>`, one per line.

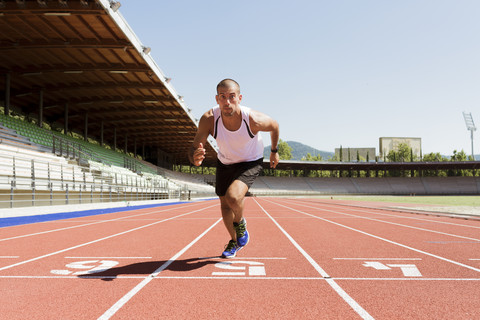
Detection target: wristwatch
<box><xmin>271</xmin><ymin>148</ymin><xmax>278</xmax><ymax>153</ymax></box>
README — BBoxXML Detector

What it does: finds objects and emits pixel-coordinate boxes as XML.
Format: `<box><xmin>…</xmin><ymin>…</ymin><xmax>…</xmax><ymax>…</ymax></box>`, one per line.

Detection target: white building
<box><xmin>379</xmin><ymin>137</ymin><xmax>422</xmax><ymax>159</ymax></box>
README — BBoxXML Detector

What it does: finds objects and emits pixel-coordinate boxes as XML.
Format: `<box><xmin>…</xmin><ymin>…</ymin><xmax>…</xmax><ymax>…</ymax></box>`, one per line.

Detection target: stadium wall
<box><xmin>250</xmin><ymin>176</ymin><xmax>480</xmax><ymax>196</ymax></box>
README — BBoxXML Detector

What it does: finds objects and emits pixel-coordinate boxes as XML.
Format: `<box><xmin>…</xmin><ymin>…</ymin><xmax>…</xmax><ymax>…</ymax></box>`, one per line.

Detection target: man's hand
<box><xmin>270</xmin><ymin>151</ymin><xmax>279</xmax><ymax>168</ymax></box>
<box><xmin>192</xmin><ymin>142</ymin><xmax>206</xmax><ymax>166</ymax></box>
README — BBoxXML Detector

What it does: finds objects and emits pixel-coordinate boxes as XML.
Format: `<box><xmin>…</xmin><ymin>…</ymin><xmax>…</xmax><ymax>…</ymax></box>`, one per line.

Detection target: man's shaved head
<box><xmin>216</xmin><ymin>79</ymin><xmax>240</xmax><ymax>94</ymax></box>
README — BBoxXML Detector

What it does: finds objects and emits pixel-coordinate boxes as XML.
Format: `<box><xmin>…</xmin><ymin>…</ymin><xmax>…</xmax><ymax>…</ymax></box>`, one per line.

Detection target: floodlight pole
<box><xmin>463</xmin><ymin>112</ymin><xmax>476</xmax><ymax>160</ymax></box>
<box><xmin>468</xmin><ymin>129</ymin><xmax>474</xmax><ymax>160</ymax></box>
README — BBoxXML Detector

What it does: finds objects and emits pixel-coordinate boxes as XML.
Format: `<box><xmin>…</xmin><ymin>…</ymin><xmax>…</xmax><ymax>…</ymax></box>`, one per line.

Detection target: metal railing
<box><xmin>0</xmin><ymin>150</ymin><xmax>216</xmax><ymax>209</ymax></box>
<box><xmin>52</xmin><ymin>135</ymin><xmax>111</xmax><ymax>166</ymax></box>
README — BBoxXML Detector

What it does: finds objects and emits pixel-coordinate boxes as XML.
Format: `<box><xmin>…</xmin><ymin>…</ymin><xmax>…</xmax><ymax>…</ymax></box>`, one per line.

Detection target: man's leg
<box><xmin>219</xmin><ymin>179</ymin><xmax>248</xmax><ymax>240</ymax></box>
<box><xmin>219</xmin><ymin>196</ymin><xmax>236</xmax><ymax>241</ymax></box>
<box><xmin>226</xmin><ymin>180</ymin><xmax>250</xmax><ymax>247</ymax></box>
<box><xmin>225</xmin><ymin>179</ymin><xmax>248</xmax><ymax>222</ymax></box>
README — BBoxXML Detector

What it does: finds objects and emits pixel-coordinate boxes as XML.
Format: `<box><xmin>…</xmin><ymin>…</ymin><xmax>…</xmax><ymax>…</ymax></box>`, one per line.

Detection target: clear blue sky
<box><xmin>119</xmin><ymin>0</ymin><xmax>480</xmax><ymax>157</ymax></box>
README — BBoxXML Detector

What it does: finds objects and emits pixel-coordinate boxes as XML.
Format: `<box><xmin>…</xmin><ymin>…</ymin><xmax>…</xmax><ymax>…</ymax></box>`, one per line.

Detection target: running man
<box><xmin>188</xmin><ymin>79</ymin><xmax>280</xmax><ymax>258</ymax></box>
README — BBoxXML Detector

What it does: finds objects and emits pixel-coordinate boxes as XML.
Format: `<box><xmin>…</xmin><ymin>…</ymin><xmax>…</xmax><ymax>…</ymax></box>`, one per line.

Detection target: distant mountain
<box><xmin>264</xmin><ymin>141</ymin><xmax>334</xmax><ymax>161</ymax></box>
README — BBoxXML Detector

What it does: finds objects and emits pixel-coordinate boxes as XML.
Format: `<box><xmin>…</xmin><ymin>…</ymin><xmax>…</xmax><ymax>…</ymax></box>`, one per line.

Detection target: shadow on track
<box><xmin>77</xmin><ymin>257</ymin><xmax>222</xmax><ymax>281</ymax></box>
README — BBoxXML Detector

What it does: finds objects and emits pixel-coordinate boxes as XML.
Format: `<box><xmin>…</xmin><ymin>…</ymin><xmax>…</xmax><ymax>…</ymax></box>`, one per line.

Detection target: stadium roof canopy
<box><xmin>2</xmin><ymin>1</ymin><xmax>479</xmax><ymax>174</ymax></box>
<box><xmin>0</xmin><ymin>0</ymin><xmax>218</xmax><ymax>166</ymax></box>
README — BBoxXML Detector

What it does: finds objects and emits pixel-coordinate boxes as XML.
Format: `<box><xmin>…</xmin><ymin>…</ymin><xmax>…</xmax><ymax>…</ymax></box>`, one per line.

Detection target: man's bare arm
<box><xmin>250</xmin><ymin>110</ymin><xmax>280</xmax><ymax>168</ymax></box>
<box><xmin>188</xmin><ymin>110</ymin><xmax>214</xmax><ymax>166</ymax></box>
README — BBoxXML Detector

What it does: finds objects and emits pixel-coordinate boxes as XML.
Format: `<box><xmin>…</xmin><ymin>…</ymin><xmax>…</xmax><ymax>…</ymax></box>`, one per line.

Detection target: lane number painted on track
<box><xmin>212</xmin><ymin>260</ymin><xmax>266</xmax><ymax>276</ymax></box>
<box><xmin>51</xmin><ymin>260</ymin><xmax>119</xmax><ymax>276</ymax></box>
<box><xmin>363</xmin><ymin>261</ymin><xmax>422</xmax><ymax>277</ymax></box>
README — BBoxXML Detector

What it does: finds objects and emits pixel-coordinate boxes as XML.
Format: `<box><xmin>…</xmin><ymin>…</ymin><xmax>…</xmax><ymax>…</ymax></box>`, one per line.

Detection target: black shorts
<box><xmin>215</xmin><ymin>158</ymin><xmax>264</xmax><ymax>197</ymax></box>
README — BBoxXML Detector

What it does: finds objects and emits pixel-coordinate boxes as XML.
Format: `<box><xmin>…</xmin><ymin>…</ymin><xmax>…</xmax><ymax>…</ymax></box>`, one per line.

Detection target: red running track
<box><xmin>0</xmin><ymin>197</ymin><xmax>479</xmax><ymax>319</ymax></box>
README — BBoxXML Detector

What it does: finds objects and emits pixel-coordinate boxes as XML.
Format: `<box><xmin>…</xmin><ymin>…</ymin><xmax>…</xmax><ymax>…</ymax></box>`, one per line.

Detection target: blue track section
<box><xmin>0</xmin><ymin>201</ymin><xmax>204</xmax><ymax>228</ymax></box>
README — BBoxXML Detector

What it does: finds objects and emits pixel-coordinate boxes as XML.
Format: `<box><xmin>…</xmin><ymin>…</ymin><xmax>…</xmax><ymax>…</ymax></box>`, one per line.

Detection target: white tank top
<box><xmin>213</xmin><ymin>105</ymin><xmax>264</xmax><ymax>165</ymax></box>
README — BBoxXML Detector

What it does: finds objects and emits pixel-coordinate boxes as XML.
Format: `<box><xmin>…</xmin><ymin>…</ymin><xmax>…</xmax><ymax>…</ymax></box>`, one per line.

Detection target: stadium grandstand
<box><xmin>0</xmin><ymin>0</ymin><xmax>479</xmax><ymax>213</ymax></box>
<box><xmin>0</xmin><ymin>0</ymin><xmax>218</xmax><ymax>211</ymax></box>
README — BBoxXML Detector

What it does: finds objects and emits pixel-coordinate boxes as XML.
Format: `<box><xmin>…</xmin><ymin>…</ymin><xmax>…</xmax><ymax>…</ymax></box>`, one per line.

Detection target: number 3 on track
<box><xmin>363</xmin><ymin>261</ymin><xmax>422</xmax><ymax>277</ymax></box>
<box><xmin>212</xmin><ymin>260</ymin><xmax>266</xmax><ymax>276</ymax></box>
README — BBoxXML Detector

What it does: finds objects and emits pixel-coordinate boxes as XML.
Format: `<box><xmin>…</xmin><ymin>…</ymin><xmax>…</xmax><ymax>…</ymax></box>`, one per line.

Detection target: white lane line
<box><xmin>253</xmin><ymin>199</ymin><xmax>374</xmax><ymax>320</ymax></box>
<box><xmin>0</xmin><ymin>275</ymin><xmax>148</xmax><ymax>279</ymax></box>
<box><xmin>154</xmin><ymin>276</ymin><xmax>480</xmax><ymax>281</ymax></box>
<box><xmin>0</xmin><ymin>256</ymin><xmax>19</xmax><ymax>258</ymax></box>
<box><xmin>232</xmin><ymin>257</ymin><xmax>287</xmax><ymax>260</ymax></box>
<box><xmin>291</xmin><ymin>199</ymin><xmax>480</xmax><ymax>229</ymax></box>
<box><xmin>0</xmin><ymin>202</ymin><xmax>205</xmax><ymax>242</ymax></box>
<box><xmin>0</xmin><ymin>204</ymin><xmax>217</xmax><ymax>272</ymax></box>
<box><xmin>266</xmin><ymin>199</ymin><xmax>480</xmax><ymax>273</ymax></box>
<box><xmin>65</xmin><ymin>257</ymin><xmax>152</xmax><ymax>259</ymax></box>
<box><xmin>331</xmin><ymin>278</ymin><xmax>480</xmax><ymax>281</ymax></box>
<box><xmin>97</xmin><ymin>217</ymin><xmax>222</xmax><ymax>320</ymax></box>
<box><xmin>1</xmin><ymin>275</ymin><xmax>479</xmax><ymax>281</ymax></box>
<box><xmin>285</xmin><ymin>200</ymin><xmax>480</xmax><ymax>243</ymax></box>
<box><xmin>333</xmin><ymin>258</ymin><xmax>422</xmax><ymax>260</ymax></box>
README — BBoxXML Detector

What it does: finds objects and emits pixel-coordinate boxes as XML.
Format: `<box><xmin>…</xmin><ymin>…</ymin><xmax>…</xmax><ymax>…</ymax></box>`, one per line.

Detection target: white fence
<box><xmin>0</xmin><ymin>144</ymin><xmax>215</xmax><ymax>209</ymax></box>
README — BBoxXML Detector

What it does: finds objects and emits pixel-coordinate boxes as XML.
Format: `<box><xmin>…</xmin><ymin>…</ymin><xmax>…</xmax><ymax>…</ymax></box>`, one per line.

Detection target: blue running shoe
<box><xmin>221</xmin><ymin>240</ymin><xmax>239</xmax><ymax>258</ymax></box>
<box><xmin>234</xmin><ymin>218</ymin><xmax>249</xmax><ymax>247</ymax></box>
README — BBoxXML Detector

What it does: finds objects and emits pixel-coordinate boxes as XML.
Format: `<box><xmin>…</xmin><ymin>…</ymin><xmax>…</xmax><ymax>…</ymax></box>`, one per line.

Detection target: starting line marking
<box><xmin>1</xmin><ymin>275</ymin><xmax>480</xmax><ymax>281</ymax></box>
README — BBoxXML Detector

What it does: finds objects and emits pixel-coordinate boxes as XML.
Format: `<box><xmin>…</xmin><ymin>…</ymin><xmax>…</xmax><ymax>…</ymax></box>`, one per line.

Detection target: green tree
<box><xmin>301</xmin><ymin>153</ymin><xmax>324</xmax><ymax>177</ymax></box>
<box><xmin>278</xmin><ymin>139</ymin><xmax>293</xmax><ymax>160</ymax></box>
<box><xmin>422</xmin><ymin>152</ymin><xmax>447</xmax><ymax>177</ymax></box>
<box><xmin>301</xmin><ymin>153</ymin><xmax>323</xmax><ymax>161</ymax></box>
<box><xmin>386</xmin><ymin>143</ymin><xmax>416</xmax><ymax>177</ymax></box>
<box><xmin>423</xmin><ymin>152</ymin><xmax>446</xmax><ymax>162</ymax></box>
<box><xmin>451</xmin><ymin>149</ymin><xmax>468</xmax><ymax>162</ymax></box>
<box><xmin>387</xmin><ymin>143</ymin><xmax>415</xmax><ymax>162</ymax></box>
<box><xmin>450</xmin><ymin>150</ymin><xmax>472</xmax><ymax>176</ymax></box>
<box><xmin>302</xmin><ymin>153</ymin><xmax>311</xmax><ymax>161</ymax></box>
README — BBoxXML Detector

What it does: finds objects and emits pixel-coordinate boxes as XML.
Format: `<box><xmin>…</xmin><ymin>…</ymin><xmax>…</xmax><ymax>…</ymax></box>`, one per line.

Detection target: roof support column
<box><xmin>142</xmin><ymin>142</ymin><xmax>145</xmax><ymax>159</ymax></box>
<box><xmin>134</xmin><ymin>138</ymin><xmax>137</xmax><ymax>157</ymax></box>
<box><xmin>64</xmin><ymin>102</ymin><xmax>68</xmax><ymax>134</ymax></box>
<box><xmin>113</xmin><ymin>127</ymin><xmax>116</xmax><ymax>151</ymax></box>
<box><xmin>4</xmin><ymin>73</ymin><xmax>10</xmax><ymax>116</ymax></box>
<box><xmin>100</xmin><ymin>120</ymin><xmax>104</xmax><ymax>146</ymax></box>
<box><xmin>38</xmin><ymin>89</ymin><xmax>44</xmax><ymax>128</ymax></box>
<box><xmin>124</xmin><ymin>133</ymin><xmax>127</xmax><ymax>154</ymax></box>
<box><xmin>84</xmin><ymin>112</ymin><xmax>88</xmax><ymax>141</ymax></box>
